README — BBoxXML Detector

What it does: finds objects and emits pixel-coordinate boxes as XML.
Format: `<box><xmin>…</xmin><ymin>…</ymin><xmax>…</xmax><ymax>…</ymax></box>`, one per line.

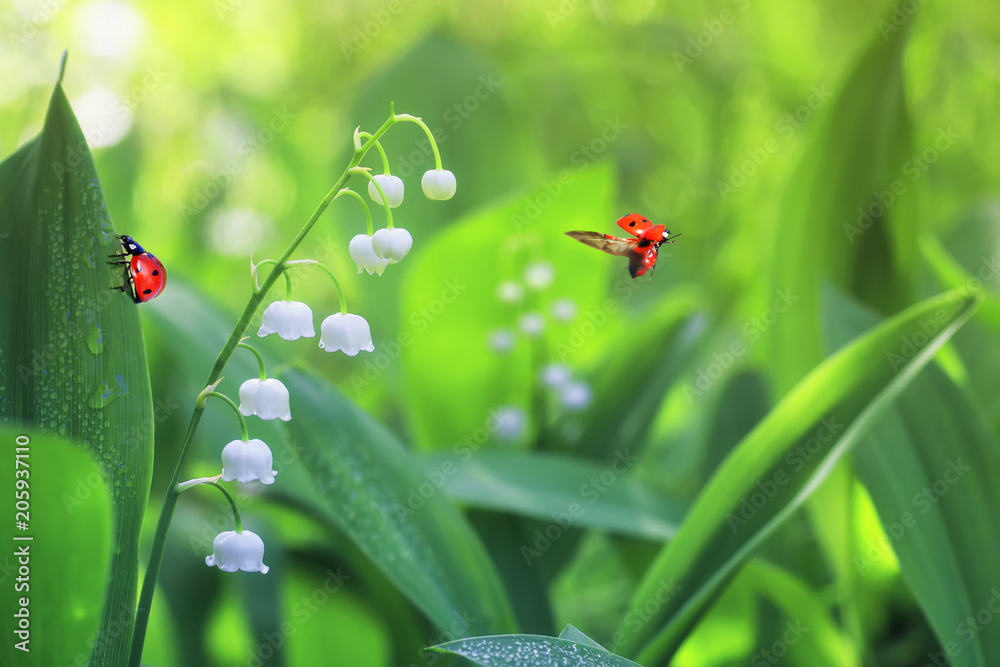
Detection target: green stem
<box><xmin>335</xmin><ymin>188</ymin><xmax>375</xmax><ymax>236</ymax></box>
<box><xmin>199</xmin><ymin>390</ymin><xmax>249</xmax><ymax>441</ymax></box>
<box><xmin>129</xmin><ymin>104</ymin><xmax>401</xmax><ymax>667</ymax></box>
<box><xmin>238</xmin><ymin>343</ymin><xmax>267</xmax><ymax>381</ymax></box>
<box><xmin>298</xmin><ymin>261</ymin><xmax>348</xmax><ymax>315</ymax></box>
<box><xmin>349</xmin><ymin>167</ymin><xmax>394</xmax><ymax>229</ymax></box>
<box><xmin>253</xmin><ymin>258</ymin><xmax>279</xmax><ymax>292</ymax></box>
<box><xmin>393</xmin><ymin>113</ymin><xmax>442</xmax><ymax>169</ymax></box>
<box><xmin>356</xmin><ymin>131</ymin><xmax>391</xmax><ymax>174</ymax></box>
<box><xmin>211</xmin><ymin>482</ymin><xmax>243</xmax><ymax>532</ymax></box>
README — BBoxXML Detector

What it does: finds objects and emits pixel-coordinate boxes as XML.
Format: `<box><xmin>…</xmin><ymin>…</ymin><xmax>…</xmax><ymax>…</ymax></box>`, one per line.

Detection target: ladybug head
<box><xmin>120</xmin><ymin>234</ymin><xmax>145</xmax><ymax>255</ymax></box>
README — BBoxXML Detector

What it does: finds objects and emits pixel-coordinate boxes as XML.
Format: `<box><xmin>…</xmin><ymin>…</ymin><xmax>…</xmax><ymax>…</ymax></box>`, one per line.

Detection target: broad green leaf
<box><xmin>401</xmin><ymin>164</ymin><xmax>618</xmax><ymax>450</ymax></box>
<box><xmin>613</xmin><ymin>290</ymin><xmax>978</xmax><ymax>663</ymax></box>
<box><xmin>559</xmin><ymin>624</ymin><xmax>605</xmax><ymax>648</ymax></box>
<box><xmin>145</xmin><ymin>282</ymin><xmax>518</xmax><ymax>638</ymax></box>
<box><xmin>420</xmin><ymin>449</ymin><xmax>685</xmax><ymax>541</ymax></box>
<box><xmin>769</xmin><ymin>10</ymin><xmax>916</xmax><ymax>392</ymax></box>
<box><xmin>0</xmin><ymin>427</ymin><xmax>111</xmax><ymax>667</ymax></box>
<box><xmin>432</xmin><ymin>633</ymin><xmax>644</xmax><ymax>667</ymax></box>
<box><xmin>825</xmin><ymin>288</ymin><xmax>1000</xmax><ymax>667</ymax></box>
<box><xmin>0</xmin><ymin>60</ymin><xmax>154</xmax><ymax>665</ymax></box>
<box><xmin>280</xmin><ymin>367</ymin><xmax>519</xmax><ymax>636</ymax></box>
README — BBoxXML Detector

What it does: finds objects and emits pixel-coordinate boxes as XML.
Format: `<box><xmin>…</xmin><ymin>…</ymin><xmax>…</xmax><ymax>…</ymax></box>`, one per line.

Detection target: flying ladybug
<box><xmin>566</xmin><ymin>214</ymin><xmax>680</xmax><ymax>278</ymax></box>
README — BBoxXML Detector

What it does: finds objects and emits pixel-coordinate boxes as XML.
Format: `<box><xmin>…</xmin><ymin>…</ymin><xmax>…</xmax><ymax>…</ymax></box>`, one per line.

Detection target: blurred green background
<box><xmin>2</xmin><ymin>0</ymin><xmax>1000</xmax><ymax>665</ymax></box>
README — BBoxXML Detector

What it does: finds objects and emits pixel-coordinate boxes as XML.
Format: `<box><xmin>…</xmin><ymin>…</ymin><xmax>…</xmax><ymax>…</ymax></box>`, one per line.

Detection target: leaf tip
<box><xmin>57</xmin><ymin>50</ymin><xmax>68</xmax><ymax>86</ymax></box>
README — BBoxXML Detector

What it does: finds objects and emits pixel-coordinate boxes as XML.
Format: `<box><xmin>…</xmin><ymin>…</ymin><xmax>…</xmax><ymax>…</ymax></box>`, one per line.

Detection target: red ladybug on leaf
<box><xmin>108</xmin><ymin>234</ymin><xmax>167</xmax><ymax>303</ymax></box>
<box><xmin>566</xmin><ymin>214</ymin><xmax>680</xmax><ymax>278</ymax></box>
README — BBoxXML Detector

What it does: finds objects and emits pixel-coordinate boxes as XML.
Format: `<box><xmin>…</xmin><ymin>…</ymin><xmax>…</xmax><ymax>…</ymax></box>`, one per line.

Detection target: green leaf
<box><xmin>0</xmin><ymin>427</ymin><xmax>112</xmax><ymax>667</ymax></box>
<box><xmin>824</xmin><ymin>287</ymin><xmax>1000</xmax><ymax>666</ymax></box>
<box><xmin>769</xmin><ymin>9</ymin><xmax>915</xmax><ymax>392</ymax></box>
<box><xmin>420</xmin><ymin>449</ymin><xmax>685</xmax><ymax>541</ymax></box>
<box><xmin>0</xmin><ymin>60</ymin><xmax>154</xmax><ymax>665</ymax></box>
<box><xmin>432</xmin><ymin>633</ymin><xmax>644</xmax><ymax>667</ymax></box>
<box><xmin>613</xmin><ymin>290</ymin><xmax>978</xmax><ymax>663</ymax></box>
<box><xmin>559</xmin><ymin>624</ymin><xmax>605</xmax><ymax>648</ymax></box>
<box><xmin>280</xmin><ymin>367</ymin><xmax>519</xmax><ymax>636</ymax></box>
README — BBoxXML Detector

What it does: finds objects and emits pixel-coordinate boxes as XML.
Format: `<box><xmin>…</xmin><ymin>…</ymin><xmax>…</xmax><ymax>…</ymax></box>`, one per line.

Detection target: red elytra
<box><xmin>108</xmin><ymin>234</ymin><xmax>167</xmax><ymax>303</ymax></box>
<box><xmin>566</xmin><ymin>213</ymin><xmax>681</xmax><ymax>278</ymax></box>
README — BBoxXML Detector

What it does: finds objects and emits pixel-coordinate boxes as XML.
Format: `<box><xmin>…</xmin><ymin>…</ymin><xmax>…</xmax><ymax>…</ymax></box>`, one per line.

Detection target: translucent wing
<box><xmin>565</xmin><ymin>231</ymin><xmax>637</xmax><ymax>257</ymax></box>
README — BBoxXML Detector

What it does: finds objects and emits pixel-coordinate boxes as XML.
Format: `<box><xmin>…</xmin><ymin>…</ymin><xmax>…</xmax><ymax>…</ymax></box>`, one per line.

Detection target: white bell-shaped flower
<box><xmin>519</xmin><ymin>312</ymin><xmax>545</xmax><ymax>337</ymax></box>
<box><xmin>524</xmin><ymin>262</ymin><xmax>555</xmax><ymax>290</ymax></box>
<box><xmin>372</xmin><ymin>227</ymin><xmax>413</xmax><ymax>264</ymax></box>
<box><xmin>205</xmin><ymin>530</ymin><xmax>269</xmax><ymax>574</ymax></box>
<box><xmin>421</xmin><ymin>169</ymin><xmax>457</xmax><ymax>200</ymax></box>
<box><xmin>221</xmin><ymin>438</ymin><xmax>276</xmax><ymax>484</ymax></box>
<box><xmin>551</xmin><ymin>298</ymin><xmax>577</xmax><ymax>322</ymax></box>
<box><xmin>492</xmin><ymin>406</ymin><xmax>527</xmax><ymax>442</ymax></box>
<box><xmin>559</xmin><ymin>380</ymin><xmax>592</xmax><ymax>410</ymax></box>
<box><xmin>319</xmin><ymin>313</ymin><xmax>374</xmax><ymax>356</ymax></box>
<box><xmin>541</xmin><ymin>363</ymin><xmax>572</xmax><ymax>388</ymax></box>
<box><xmin>488</xmin><ymin>329</ymin><xmax>515</xmax><ymax>354</ymax></box>
<box><xmin>367</xmin><ymin>174</ymin><xmax>405</xmax><ymax>208</ymax></box>
<box><xmin>349</xmin><ymin>234</ymin><xmax>389</xmax><ymax>276</ymax></box>
<box><xmin>238</xmin><ymin>378</ymin><xmax>291</xmax><ymax>421</ymax></box>
<box><xmin>258</xmin><ymin>301</ymin><xmax>315</xmax><ymax>341</ymax></box>
<box><xmin>496</xmin><ymin>281</ymin><xmax>524</xmax><ymax>304</ymax></box>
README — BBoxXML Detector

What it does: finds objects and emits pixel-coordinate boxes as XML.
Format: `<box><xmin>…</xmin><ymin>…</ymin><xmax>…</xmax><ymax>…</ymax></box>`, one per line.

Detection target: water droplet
<box><xmin>89</xmin><ymin>383</ymin><xmax>115</xmax><ymax>409</ymax></box>
<box><xmin>87</xmin><ymin>325</ymin><xmax>104</xmax><ymax>355</ymax></box>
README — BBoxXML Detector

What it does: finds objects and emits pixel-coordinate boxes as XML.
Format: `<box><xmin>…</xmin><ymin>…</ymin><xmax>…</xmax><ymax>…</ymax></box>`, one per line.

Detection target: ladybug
<box><xmin>108</xmin><ymin>234</ymin><xmax>167</xmax><ymax>303</ymax></box>
<box><xmin>566</xmin><ymin>214</ymin><xmax>681</xmax><ymax>278</ymax></box>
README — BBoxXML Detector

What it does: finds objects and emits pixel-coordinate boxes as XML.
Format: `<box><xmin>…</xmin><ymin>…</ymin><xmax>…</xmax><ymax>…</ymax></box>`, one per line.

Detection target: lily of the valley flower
<box><xmin>367</xmin><ymin>174</ymin><xmax>405</xmax><ymax>208</ymax></box>
<box><xmin>258</xmin><ymin>300</ymin><xmax>315</xmax><ymax>341</ymax></box>
<box><xmin>319</xmin><ymin>313</ymin><xmax>374</xmax><ymax>356</ymax></box>
<box><xmin>496</xmin><ymin>281</ymin><xmax>524</xmax><ymax>303</ymax></box>
<box><xmin>421</xmin><ymin>169</ymin><xmax>457</xmax><ymax>200</ymax></box>
<box><xmin>221</xmin><ymin>438</ymin><xmax>276</xmax><ymax>484</ymax></box>
<box><xmin>205</xmin><ymin>530</ymin><xmax>269</xmax><ymax>574</ymax></box>
<box><xmin>559</xmin><ymin>380</ymin><xmax>592</xmax><ymax>410</ymax></box>
<box><xmin>524</xmin><ymin>262</ymin><xmax>555</xmax><ymax>290</ymax></box>
<box><xmin>488</xmin><ymin>329</ymin><xmax>515</xmax><ymax>353</ymax></box>
<box><xmin>551</xmin><ymin>298</ymin><xmax>577</xmax><ymax>322</ymax></box>
<box><xmin>372</xmin><ymin>227</ymin><xmax>413</xmax><ymax>263</ymax></box>
<box><xmin>518</xmin><ymin>312</ymin><xmax>545</xmax><ymax>336</ymax></box>
<box><xmin>349</xmin><ymin>234</ymin><xmax>389</xmax><ymax>276</ymax></box>
<box><xmin>541</xmin><ymin>363</ymin><xmax>572</xmax><ymax>388</ymax></box>
<box><xmin>238</xmin><ymin>378</ymin><xmax>291</xmax><ymax>421</ymax></box>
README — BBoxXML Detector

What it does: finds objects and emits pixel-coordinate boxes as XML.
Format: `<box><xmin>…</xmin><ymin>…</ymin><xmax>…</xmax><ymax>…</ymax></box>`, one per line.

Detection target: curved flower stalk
<box><xmin>237</xmin><ymin>342</ymin><xmax>291</xmax><ymax>421</ymax></box>
<box><xmin>132</xmin><ymin>102</ymin><xmax>455</xmax><ymax>667</ymax></box>
<box><xmin>199</xmin><ymin>388</ymin><xmax>276</xmax><ymax>485</ymax></box>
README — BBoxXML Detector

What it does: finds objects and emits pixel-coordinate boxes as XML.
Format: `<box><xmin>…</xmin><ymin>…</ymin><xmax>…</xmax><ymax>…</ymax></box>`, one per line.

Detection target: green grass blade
<box><xmin>0</xmin><ymin>69</ymin><xmax>154</xmax><ymax>665</ymax></box>
<box><xmin>825</xmin><ymin>288</ymin><xmax>1000</xmax><ymax>666</ymax></box>
<box><xmin>612</xmin><ymin>290</ymin><xmax>978</xmax><ymax>663</ymax></box>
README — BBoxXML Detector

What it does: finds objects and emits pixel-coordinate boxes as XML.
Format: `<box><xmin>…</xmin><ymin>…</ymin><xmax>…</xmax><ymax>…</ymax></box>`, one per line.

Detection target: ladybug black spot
<box><xmin>152</xmin><ymin>270</ymin><xmax>159</xmax><ymax>276</ymax></box>
<box><xmin>642</xmin><ymin>218</ymin><xmax>648</xmax><ymax>223</ymax></box>
<box><xmin>629</xmin><ymin>221</ymin><xmax>636</xmax><ymax>227</ymax></box>
<box><xmin>142</xmin><ymin>289</ymin><xmax>152</xmax><ymax>295</ymax></box>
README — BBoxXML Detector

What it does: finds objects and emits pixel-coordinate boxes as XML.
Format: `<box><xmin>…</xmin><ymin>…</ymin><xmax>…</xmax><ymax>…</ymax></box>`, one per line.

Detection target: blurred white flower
<box><xmin>551</xmin><ymin>298</ymin><xmax>578</xmax><ymax>322</ymax></box>
<box><xmin>319</xmin><ymin>313</ymin><xmax>375</xmax><ymax>356</ymax></box>
<box><xmin>367</xmin><ymin>174</ymin><xmax>405</xmax><ymax>208</ymax></box>
<box><xmin>541</xmin><ymin>364</ymin><xmax>572</xmax><ymax>388</ymax></box>
<box><xmin>238</xmin><ymin>378</ymin><xmax>291</xmax><ymax>421</ymax></box>
<box><xmin>488</xmin><ymin>329</ymin><xmax>515</xmax><ymax>353</ymax></box>
<box><xmin>559</xmin><ymin>381</ymin><xmax>592</xmax><ymax>410</ymax></box>
<box><xmin>349</xmin><ymin>234</ymin><xmax>389</xmax><ymax>276</ymax></box>
<box><xmin>258</xmin><ymin>301</ymin><xmax>315</xmax><ymax>341</ymax></box>
<box><xmin>372</xmin><ymin>227</ymin><xmax>413</xmax><ymax>264</ymax></box>
<box><xmin>205</xmin><ymin>530</ymin><xmax>269</xmax><ymax>574</ymax></box>
<box><xmin>518</xmin><ymin>312</ymin><xmax>545</xmax><ymax>336</ymax></box>
<box><xmin>221</xmin><ymin>438</ymin><xmax>276</xmax><ymax>484</ymax></box>
<box><xmin>524</xmin><ymin>262</ymin><xmax>555</xmax><ymax>290</ymax></box>
<box><xmin>421</xmin><ymin>169</ymin><xmax>457</xmax><ymax>200</ymax></box>
<box><xmin>496</xmin><ymin>281</ymin><xmax>524</xmax><ymax>304</ymax></box>
<box><xmin>492</xmin><ymin>406</ymin><xmax>527</xmax><ymax>442</ymax></box>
